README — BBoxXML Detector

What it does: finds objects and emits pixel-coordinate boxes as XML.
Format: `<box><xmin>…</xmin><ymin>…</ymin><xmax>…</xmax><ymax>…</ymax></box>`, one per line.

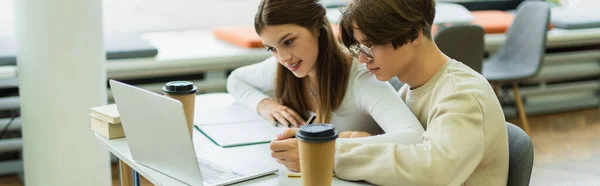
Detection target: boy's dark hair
<box><xmin>340</xmin><ymin>0</ymin><xmax>436</xmax><ymax>49</ymax></box>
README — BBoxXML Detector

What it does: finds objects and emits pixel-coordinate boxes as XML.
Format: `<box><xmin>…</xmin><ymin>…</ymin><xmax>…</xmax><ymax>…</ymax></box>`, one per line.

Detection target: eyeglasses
<box><xmin>349</xmin><ymin>44</ymin><xmax>374</xmax><ymax>61</ymax></box>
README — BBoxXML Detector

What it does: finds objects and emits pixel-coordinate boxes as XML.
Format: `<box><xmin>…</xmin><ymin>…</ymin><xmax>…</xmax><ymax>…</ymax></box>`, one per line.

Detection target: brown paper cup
<box><xmin>296</xmin><ymin>124</ymin><xmax>338</xmax><ymax>186</ymax></box>
<box><xmin>298</xmin><ymin>139</ymin><xmax>336</xmax><ymax>186</ymax></box>
<box><xmin>164</xmin><ymin>93</ymin><xmax>195</xmax><ymax>135</ymax></box>
<box><xmin>162</xmin><ymin>81</ymin><xmax>197</xmax><ymax>135</ymax></box>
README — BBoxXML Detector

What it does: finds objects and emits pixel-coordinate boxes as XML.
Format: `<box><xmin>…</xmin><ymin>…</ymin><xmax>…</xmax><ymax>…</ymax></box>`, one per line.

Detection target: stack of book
<box><xmin>89</xmin><ymin>104</ymin><xmax>125</xmax><ymax>139</ymax></box>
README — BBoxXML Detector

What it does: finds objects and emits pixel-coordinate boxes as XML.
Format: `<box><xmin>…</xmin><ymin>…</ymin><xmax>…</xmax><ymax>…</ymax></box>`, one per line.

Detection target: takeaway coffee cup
<box><xmin>162</xmin><ymin>81</ymin><xmax>197</xmax><ymax>135</ymax></box>
<box><xmin>296</xmin><ymin>124</ymin><xmax>338</xmax><ymax>186</ymax></box>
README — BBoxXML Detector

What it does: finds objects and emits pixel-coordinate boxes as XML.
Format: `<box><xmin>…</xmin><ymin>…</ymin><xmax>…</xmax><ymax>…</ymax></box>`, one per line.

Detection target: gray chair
<box><xmin>482</xmin><ymin>1</ymin><xmax>550</xmax><ymax>134</ymax></box>
<box><xmin>506</xmin><ymin>122</ymin><xmax>534</xmax><ymax>186</ymax></box>
<box><xmin>435</xmin><ymin>24</ymin><xmax>485</xmax><ymax>73</ymax></box>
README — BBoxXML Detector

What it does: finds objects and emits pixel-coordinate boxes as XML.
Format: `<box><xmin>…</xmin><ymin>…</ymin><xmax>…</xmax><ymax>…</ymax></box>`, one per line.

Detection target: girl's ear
<box><xmin>315</xmin><ymin>26</ymin><xmax>325</xmax><ymax>37</ymax></box>
<box><xmin>316</xmin><ymin>28</ymin><xmax>321</xmax><ymax>37</ymax></box>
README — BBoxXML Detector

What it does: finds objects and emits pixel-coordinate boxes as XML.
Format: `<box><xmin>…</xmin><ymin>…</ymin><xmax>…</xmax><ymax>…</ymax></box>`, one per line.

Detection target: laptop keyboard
<box><xmin>197</xmin><ymin>157</ymin><xmax>244</xmax><ymax>185</ymax></box>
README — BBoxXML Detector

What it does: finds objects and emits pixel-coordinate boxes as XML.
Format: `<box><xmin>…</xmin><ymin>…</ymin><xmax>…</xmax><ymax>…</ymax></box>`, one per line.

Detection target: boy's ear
<box><xmin>409</xmin><ymin>30</ymin><xmax>424</xmax><ymax>47</ymax></box>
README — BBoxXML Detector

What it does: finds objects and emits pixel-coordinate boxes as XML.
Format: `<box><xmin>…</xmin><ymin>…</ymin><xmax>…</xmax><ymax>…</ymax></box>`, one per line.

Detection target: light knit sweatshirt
<box><xmin>334</xmin><ymin>59</ymin><xmax>509</xmax><ymax>186</ymax></box>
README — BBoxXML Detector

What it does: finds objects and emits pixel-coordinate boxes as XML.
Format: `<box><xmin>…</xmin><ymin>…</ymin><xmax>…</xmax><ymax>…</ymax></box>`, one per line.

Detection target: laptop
<box><xmin>109</xmin><ymin>80</ymin><xmax>278</xmax><ymax>186</ymax></box>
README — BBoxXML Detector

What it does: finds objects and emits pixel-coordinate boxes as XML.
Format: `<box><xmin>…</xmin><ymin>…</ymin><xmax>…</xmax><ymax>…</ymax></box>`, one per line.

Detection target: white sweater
<box><xmin>227</xmin><ymin>57</ymin><xmax>424</xmax><ymax>146</ymax></box>
<box><xmin>334</xmin><ymin>59</ymin><xmax>509</xmax><ymax>186</ymax></box>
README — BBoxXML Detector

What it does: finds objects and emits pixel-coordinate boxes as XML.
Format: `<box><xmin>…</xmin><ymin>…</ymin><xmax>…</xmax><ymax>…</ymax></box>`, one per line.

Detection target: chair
<box><xmin>506</xmin><ymin>122</ymin><xmax>534</xmax><ymax>186</ymax></box>
<box><xmin>435</xmin><ymin>24</ymin><xmax>485</xmax><ymax>73</ymax></box>
<box><xmin>482</xmin><ymin>1</ymin><xmax>550</xmax><ymax>134</ymax></box>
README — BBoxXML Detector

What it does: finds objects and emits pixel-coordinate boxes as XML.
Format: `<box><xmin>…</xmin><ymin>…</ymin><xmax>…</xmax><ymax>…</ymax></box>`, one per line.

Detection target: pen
<box><xmin>284</xmin><ymin>114</ymin><xmax>316</xmax><ymax>139</ymax></box>
<box><xmin>274</xmin><ymin>114</ymin><xmax>316</xmax><ymax>127</ymax></box>
<box><xmin>305</xmin><ymin>114</ymin><xmax>317</xmax><ymax>125</ymax></box>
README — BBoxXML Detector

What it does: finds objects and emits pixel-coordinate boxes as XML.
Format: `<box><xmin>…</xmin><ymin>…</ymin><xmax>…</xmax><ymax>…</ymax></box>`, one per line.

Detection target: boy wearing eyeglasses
<box><xmin>335</xmin><ymin>0</ymin><xmax>509</xmax><ymax>185</ymax></box>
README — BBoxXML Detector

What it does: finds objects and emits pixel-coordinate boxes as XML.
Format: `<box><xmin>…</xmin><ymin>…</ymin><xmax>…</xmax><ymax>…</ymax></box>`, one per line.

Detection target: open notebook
<box><xmin>194</xmin><ymin>93</ymin><xmax>288</xmax><ymax>147</ymax></box>
<box><xmin>195</xmin><ymin>121</ymin><xmax>287</xmax><ymax>148</ymax></box>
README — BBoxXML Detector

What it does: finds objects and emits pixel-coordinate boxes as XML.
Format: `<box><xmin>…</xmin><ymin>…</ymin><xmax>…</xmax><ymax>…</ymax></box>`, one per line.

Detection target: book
<box><xmin>90</xmin><ymin>117</ymin><xmax>125</xmax><ymax>139</ymax></box>
<box><xmin>89</xmin><ymin>104</ymin><xmax>121</xmax><ymax>124</ymax></box>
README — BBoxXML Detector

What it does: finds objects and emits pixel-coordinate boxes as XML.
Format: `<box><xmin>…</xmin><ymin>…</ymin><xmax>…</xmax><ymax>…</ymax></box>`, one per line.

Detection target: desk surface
<box><xmin>485</xmin><ymin>27</ymin><xmax>600</xmax><ymax>51</ymax></box>
<box><xmin>95</xmin><ymin>93</ymin><xmax>370</xmax><ymax>186</ymax></box>
<box><xmin>434</xmin><ymin>3</ymin><xmax>475</xmax><ymax>25</ymax></box>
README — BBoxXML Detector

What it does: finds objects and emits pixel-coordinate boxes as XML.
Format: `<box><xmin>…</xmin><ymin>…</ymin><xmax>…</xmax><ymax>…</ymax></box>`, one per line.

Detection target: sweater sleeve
<box><xmin>337</xmin><ymin>73</ymin><xmax>424</xmax><ymax>145</ymax></box>
<box><xmin>226</xmin><ymin>57</ymin><xmax>277</xmax><ymax>113</ymax></box>
<box><xmin>334</xmin><ymin>91</ymin><xmax>486</xmax><ymax>186</ymax></box>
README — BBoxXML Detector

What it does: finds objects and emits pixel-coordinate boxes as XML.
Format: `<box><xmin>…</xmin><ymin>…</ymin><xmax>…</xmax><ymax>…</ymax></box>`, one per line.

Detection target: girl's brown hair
<box><xmin>254</xmin><ymin>0</ymin><xmax>350</xmax><ymax>123</ymax></box>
